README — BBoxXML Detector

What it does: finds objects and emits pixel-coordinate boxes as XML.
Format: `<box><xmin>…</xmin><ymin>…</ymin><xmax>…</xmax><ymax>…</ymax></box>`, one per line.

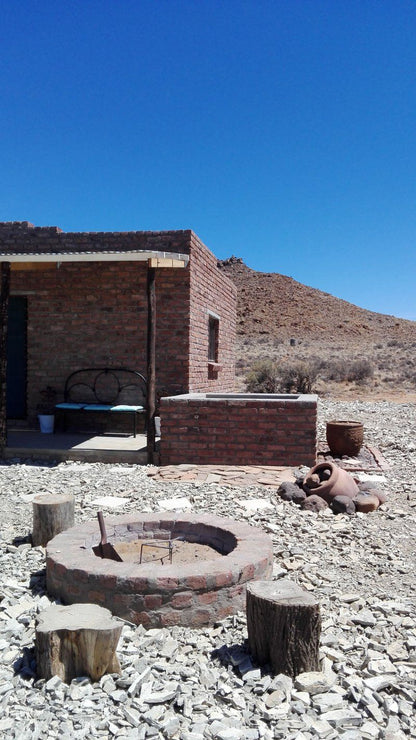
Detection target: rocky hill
<box><xmin>218</xmin><ymin>257</ymin><xmax>416</xmax><ymax>400</ymax></box>
<box><xmin>218</xmin><ymin>256</ymin><xmax>416</xmax><ymax>343</ymax></box>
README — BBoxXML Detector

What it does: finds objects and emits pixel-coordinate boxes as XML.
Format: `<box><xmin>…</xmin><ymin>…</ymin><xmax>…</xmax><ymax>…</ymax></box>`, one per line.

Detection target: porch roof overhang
<box><xmin>1</xmin><ymin>250</ymin><xmax>189</xmax><ymax>267</ymax></box>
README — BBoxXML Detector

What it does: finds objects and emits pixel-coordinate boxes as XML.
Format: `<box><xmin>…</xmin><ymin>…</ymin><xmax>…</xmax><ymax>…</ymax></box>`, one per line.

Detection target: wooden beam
<box><xmin>148</xmin><ymin>258</ymin><xmax>187</xmax><ymax>269</ymax></box>
<box><xmin>146</xmin><ymin>266</ymin><xmax>156</xmax><ymax>464</ymax></box>
<box><xmin>0</xmin><ymin>262</ymin><xmax>10</xmax><ymax>451</ymax></box>
<box><xmin>11</xmin><ymin>262</ymin><xmax>56</xmax><ymax>271</ymax></box>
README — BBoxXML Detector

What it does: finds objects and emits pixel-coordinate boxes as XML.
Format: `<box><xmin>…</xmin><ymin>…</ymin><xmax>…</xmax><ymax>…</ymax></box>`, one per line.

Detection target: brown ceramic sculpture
<box><xmin>303</xmin><ymin>461</ymin><xmax>359</xmax><ymax>503</ymax></box>
<box><xmin>326</xmin><ymin>420</ymin><xmax>364</xmax><ymax>457</ymax></box>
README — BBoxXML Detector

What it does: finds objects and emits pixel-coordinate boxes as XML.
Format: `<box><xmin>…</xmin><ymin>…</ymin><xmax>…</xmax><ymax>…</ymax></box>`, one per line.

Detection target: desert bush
<box><xmin>319</xmin><ymin>358</ymin><xmax>375</xmax><ymax>385</ymax></box>
<box><xmin>245</xmin><ymin>359</ymin><xmax>279</xmax><ymax>393</ymax></box>
<box><xmin>399</xmin><ymin>368</ymin><xmax>416</xmax><ymax>385</ymax></box>
<box><xmin>321</xmin><ymin>360</ymin><xmax>349</xmax><ymax>382</ymax></box>
<box><xmin>346</xmin><ymin>359</ymin><xmax>374</xmax><ymax>384</ymax></box>
<box><xmin>276</xmin><ymin>360</ymin><xmax>320</xmax><ymax>394</ymax></box>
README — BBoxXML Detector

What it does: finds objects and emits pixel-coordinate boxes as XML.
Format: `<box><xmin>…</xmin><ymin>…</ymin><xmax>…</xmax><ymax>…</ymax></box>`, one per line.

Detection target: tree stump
<box><xmin>32</xmin><ymin>493</ymin><xmax>75</xmax><ymax>546</ymax></box>
<box><xmin>246</xmin><ymin>579</ymin><xmax>321</xmax><ymax>678</ymax></box>
<box><xmin>35</xmin><ymin>603</ymin><xmax>123</xmax><ymax>683</ymax></box>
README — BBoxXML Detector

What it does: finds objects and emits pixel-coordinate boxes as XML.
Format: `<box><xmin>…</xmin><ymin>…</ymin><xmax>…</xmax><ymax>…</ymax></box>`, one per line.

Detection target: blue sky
<box><xmin>1</xmin><ymin>0</ymin><xmax>415</xmax><ymax>320</ymax></box>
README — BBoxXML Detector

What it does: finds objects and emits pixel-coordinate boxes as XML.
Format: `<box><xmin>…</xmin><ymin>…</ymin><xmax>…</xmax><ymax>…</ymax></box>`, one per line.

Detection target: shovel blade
<box><xmin>92</xmin><ymin>542</ymin><xmax>123</xmax><ymax>562</ymax></box>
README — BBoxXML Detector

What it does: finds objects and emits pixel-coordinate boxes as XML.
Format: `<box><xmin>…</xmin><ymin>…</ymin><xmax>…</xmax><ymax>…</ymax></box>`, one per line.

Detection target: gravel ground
<box><xmin>0</xmin><ymin>399</ymin><xmax>415</xmax><ymax>740</ymax></box>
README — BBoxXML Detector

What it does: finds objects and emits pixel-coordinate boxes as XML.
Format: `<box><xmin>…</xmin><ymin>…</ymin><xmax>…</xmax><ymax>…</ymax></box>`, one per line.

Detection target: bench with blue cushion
<box><xmin>55</xmin><ymin>368</ymin><xmax>147</xmax><ymax>437</ymax></box>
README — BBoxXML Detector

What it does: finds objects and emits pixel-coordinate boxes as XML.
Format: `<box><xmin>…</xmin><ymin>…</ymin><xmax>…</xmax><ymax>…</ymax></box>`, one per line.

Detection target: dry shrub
<box><xmin>347</xmin><ymin>359</ymin><xmax>374</xmax><ymax>384</ymax></box>
<box><xmin>277</xmin><ymin>361</ymin><xmax>320</xmax><ymax>394</ymax></box>
<box><xmin>399</xmin><ymin>368</ymin><xmax>416</xmax><ymax>385</ymax></box>
<box><xmin>321</xmin><ymin>358</ymin><xmax>374</xmax><ymax>385</ymax></box>
<box><xmin>246</xmin><ymin>359</ymin><xmax>320</xmax><ymax>394</ymax></box>
<box><xmin>245</xmin><ymin>359</ymin><xmax>279</xmax><ymax>393</ymax></box>
<box><xmin>321</xmin><ymin>360</ymin><xmax>349</xmax><ymax>382</ymax></box>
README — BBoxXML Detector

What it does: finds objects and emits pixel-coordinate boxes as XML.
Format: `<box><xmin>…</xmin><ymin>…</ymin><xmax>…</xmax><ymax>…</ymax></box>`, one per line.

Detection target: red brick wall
<box><xmin>3</xmin><ymin>223</ymin><xmax>237</xmax><ymax>423</ymax></box>
<box><xmin>10</xmin><ymin>262</ymin><xmax>160</xmax><ymax>422</ymax></box>
<box><xmin>160</xmin><ymin>394</ymin><xmax>317</xmax><ymax>466</ymax></box>
<box><xmin>188</xmin><ymin>233</ymin><xmax>236</xmax><ymax>392</ymax></box>
<box><xmin>154</xmin><ymin>266</ymin><xmax>191</xmax><ymax>396</ymax></box>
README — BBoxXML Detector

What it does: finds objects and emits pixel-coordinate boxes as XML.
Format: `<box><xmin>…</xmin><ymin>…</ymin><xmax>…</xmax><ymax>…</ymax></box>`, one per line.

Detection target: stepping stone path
<box><xmin>148</xmin><ymin>465</ymin><xmax>296</xmax><ymax>488</ymax></box>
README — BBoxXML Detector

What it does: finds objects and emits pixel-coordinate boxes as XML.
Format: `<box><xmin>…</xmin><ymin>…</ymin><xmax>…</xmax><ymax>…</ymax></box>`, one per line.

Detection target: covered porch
<box><xmin>4</xmin><ymin>427</ymin><xmax>160</xmax><ymax>465</ymax></box>
<box><xmin>0</xmin><ymin>224</ymin><xmax>191</xmax><ymax>464</ymax></box>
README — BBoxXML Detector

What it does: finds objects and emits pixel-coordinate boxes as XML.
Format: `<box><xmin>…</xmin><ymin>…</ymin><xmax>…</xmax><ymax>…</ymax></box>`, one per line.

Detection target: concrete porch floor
<box><xmin>3</xmin><ymin>429</ymin><xmax>157</xmax><ymax>464</ymax></box>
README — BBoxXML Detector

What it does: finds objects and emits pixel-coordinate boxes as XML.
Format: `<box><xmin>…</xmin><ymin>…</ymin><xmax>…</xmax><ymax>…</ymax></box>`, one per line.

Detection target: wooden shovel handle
<box><xmin>97</xmin><ymin>511</ymin><xmax>107</xmax><ymax>545</ymax></box>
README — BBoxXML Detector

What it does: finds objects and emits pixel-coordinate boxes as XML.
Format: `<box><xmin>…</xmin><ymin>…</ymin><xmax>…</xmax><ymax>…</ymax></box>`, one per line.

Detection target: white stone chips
<box><xmin>0</xmin><ymin>398</ymin><xmax>415</xmax><ymax>739</ymax></box>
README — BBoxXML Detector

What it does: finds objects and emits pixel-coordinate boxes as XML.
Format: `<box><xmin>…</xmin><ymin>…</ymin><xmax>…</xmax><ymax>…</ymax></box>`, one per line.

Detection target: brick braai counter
<box><xmin>46</xmin><ymin>513</ymin><xmax>273</xmax><ymax>628</ymax></box>
<box><xmin>160</xmin><ymin>393</ymin><xmax>318</xmax><ymax>467</ymax></box>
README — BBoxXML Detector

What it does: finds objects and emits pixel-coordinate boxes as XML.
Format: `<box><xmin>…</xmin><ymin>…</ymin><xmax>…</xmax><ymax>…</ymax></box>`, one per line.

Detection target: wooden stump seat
<box><xmin>32</xmin><ymin>493</ymin><xmax>75</xmax><ymax>547</ymax></box>
<box><xmin>246</xmin><ymin>579</ymin><xmax>321</xmax><ymax>678</ymax></box>
<box><xmin>35</xmin><ymin>603</ymin><xmax>123</xmax><ymax>683</ymax></box>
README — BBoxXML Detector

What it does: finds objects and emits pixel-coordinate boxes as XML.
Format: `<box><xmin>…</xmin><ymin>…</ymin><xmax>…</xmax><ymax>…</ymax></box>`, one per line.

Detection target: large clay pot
<box><xmin>303</xmin><ymin>462</ymin><xmax>359</xmax><ymax>502</ymax></box>
<box><xmin>326</xmin><ymin>420</ymin><xmax>364</xmax><ymax>457</ymax></box>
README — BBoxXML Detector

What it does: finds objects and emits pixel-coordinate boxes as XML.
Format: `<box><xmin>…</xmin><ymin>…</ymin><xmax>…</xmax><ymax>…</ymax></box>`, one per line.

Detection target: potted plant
<box><xmin>37</xmin><ymin>386</ymin><xmax>57</xmax><ymax>433</ymax></box>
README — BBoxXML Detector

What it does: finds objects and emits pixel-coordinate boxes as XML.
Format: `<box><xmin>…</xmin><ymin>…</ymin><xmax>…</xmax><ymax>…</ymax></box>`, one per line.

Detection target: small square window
<box><xmin>208</xmin><ymin>314</ymin><xmax>219</xmax><ymax>363</ymax></box>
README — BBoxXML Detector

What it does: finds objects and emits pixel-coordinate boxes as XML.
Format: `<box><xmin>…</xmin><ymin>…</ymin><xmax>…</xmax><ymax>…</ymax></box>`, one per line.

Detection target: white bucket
<box><xmin>38</xmin><ymin>414</ymin><xmax>55</xmax><ymax>433</ymax></box>
<box><xmin>155</xmin><ymin>416</ymin><xmax>161</xmax><ymax>436</ymax></box>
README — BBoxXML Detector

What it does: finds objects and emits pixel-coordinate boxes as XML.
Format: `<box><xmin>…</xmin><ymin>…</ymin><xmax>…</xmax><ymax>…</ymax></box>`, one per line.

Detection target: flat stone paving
<box><xmin>147</xmin><ymin>463</ymin><xmax>296</xmax><ymax>488</ymax></box>
<box><xmin>148</xmin><ymin>444</ymin><xmax>387</xmax><ymax>488</ymax></box>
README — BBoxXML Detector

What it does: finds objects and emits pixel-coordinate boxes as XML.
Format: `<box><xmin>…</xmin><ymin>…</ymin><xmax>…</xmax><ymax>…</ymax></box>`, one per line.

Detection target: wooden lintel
<box><xmin>11</xmin><ymin>262</ymin><xmax>56</xmax><ymax>271</ymax></box>
<box><xmin>148</xmin><ymin>258</ymin><xmax>187</xmax><ymax>269</ymax></box>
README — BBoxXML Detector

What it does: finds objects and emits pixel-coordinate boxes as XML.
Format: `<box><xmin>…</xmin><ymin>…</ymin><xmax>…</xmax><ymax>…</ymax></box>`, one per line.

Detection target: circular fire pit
<box><xmin>46</xmin><ymin>513</ymin><xmax>273</xmax><ymax>628</ymax></box>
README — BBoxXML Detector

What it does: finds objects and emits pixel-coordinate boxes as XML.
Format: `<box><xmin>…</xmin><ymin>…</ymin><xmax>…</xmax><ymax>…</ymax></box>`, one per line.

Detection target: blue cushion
<box><xmin>83</xmin><ymin>404</ymin><xmax>112</xmax><ymax>411</ymax></box>
<box><xmin>55</xmin><ymin>403</ymin><xmax>85</xmax><ymax>410</ymax></box>
<box><xmin>110</xmin><ymin>405</ymin><xmax>144</xmax><ymax>412</ymax></box>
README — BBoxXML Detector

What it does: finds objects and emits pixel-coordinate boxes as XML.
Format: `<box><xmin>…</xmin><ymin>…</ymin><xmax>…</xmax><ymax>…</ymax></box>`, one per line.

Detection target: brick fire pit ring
<box><xmin>46</xmin><ymin>513</ymin><xmax>273</xmax><ymax>628</ymax></box>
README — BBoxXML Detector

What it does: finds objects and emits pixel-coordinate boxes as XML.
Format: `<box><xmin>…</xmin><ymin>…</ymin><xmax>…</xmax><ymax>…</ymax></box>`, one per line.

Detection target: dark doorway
<box><xmin>7</xmin><ymin>296</ymin><xmax>27</xmax><ymax>418</ymax></box>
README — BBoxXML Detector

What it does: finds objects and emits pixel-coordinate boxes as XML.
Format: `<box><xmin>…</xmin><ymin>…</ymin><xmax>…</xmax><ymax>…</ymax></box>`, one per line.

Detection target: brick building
<box><xmin>0</xmin><ymin>221</ymin><xmax>236</xmax><ymax>428</ymax></box>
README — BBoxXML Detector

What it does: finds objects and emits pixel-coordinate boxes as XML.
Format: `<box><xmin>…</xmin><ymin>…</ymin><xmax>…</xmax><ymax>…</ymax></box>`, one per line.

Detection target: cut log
<box><xmin>32</xmin><ymin>493</ymin><xmax>75</xmax><ymax>547</ymax></box>
<box><xmin>35</xmin><ymin>603</ymin><xmax>123</xmax><ymax>682</ymax></box>
<box><xmin>246</xmin><ymin>579</ymin><xmax>321</xmax><ymax>678</ymax></box>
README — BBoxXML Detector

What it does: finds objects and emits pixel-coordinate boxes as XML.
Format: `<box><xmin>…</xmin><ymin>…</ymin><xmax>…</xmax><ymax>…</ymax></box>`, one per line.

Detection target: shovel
<box><xmin>93</xmin><ymin>511</ymin><xmax>123</xmax><ymax>561</ymax></box>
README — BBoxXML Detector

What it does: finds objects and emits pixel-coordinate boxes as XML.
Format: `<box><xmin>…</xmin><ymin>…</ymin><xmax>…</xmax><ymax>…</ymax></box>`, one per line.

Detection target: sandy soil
<box><xmin>107</xmin><ymin>538</ymin><xmax>222</xmax><ymax>565</ymax></box>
